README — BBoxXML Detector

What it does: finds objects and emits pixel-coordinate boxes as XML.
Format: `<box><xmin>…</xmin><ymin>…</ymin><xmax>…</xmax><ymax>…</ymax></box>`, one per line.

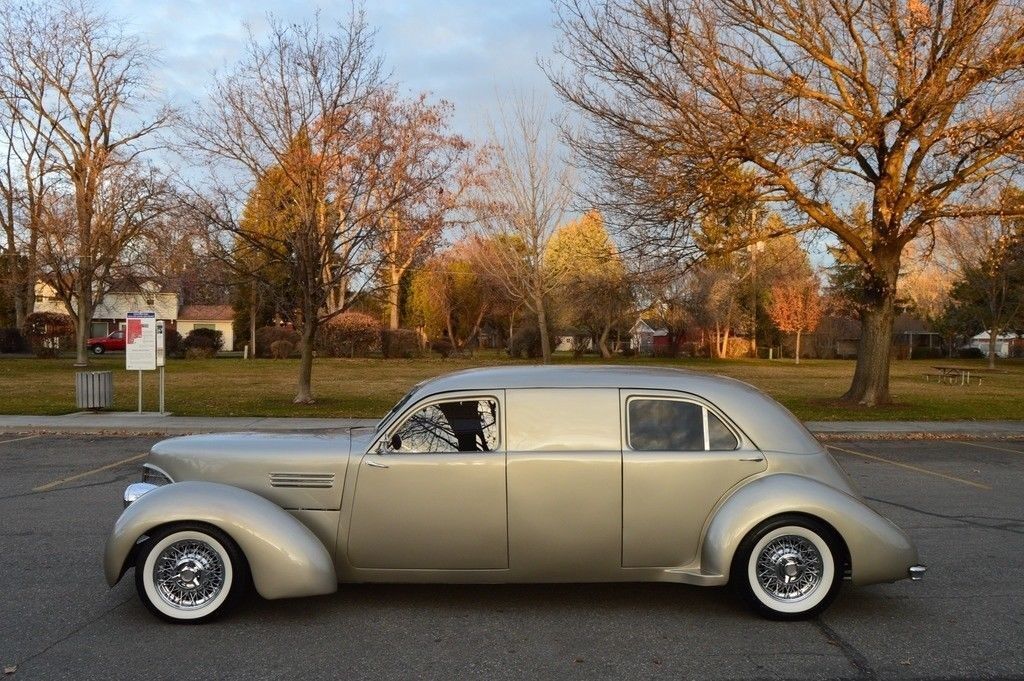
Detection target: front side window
<box><xmin>390</xmin><ymin>398</ymin><xmax>499</xmax><ymax>453</ymax></box>
<box><xmin>627</xmin><ymin>398</ymin><xmax>739</xmax><ymax>451</ymax></box>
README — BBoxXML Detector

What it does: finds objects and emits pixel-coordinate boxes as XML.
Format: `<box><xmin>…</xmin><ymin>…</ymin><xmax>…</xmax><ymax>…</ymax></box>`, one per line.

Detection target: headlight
<box><xmin>141</xmin><ymin>463</ymin><xmax>173</xmax><ymax>486</ymax></box>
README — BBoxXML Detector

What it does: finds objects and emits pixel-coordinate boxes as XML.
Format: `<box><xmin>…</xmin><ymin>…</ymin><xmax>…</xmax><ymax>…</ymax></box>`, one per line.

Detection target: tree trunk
<box><xmin>795</xmin><ymin>329</ymin><xmax>801</xmax><ymax>365</ymax></box>
<box><xmin>840</xmin><ymin>280</ymin><xmax>897</xmax><ymax>406</ymax></box>
<box><xmin>294</xmin><ymin>315</ymin><xmax>316</xmax><ymax>404</ymax></box>
<box><xmin>536</xmin><ymin>298</ymin><xmax>551</xmax><ymax>364</ymax></box>
<box><xmin>249</xmin><ymin>292</ymin><xmax>257</xmax><ymax>359</ymax></box>
<box><xmin>74</xmin><ymin>275</ymin><xmax>91</xmax><ymax>366</ymax></box>
<box><xmin>387</xmin><ymin>264</ymin><xmax>401</xmax><ymax>330</ymax></box>
<box><xmin>598</xmin><ymin>323</ymin><xmax>612</xmax><ymax>358</ymax></box>
<box><xmin>987</xmin><ymin>328</ymin><xmax>998</xmax><ymax>369</ymax></box>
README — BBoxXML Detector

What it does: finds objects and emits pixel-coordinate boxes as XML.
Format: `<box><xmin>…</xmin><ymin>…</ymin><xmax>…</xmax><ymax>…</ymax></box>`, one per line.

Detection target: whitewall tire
<box><xmin>134</xmin><ymin>524</ymin><xmax>248</xmax><ymax>623</ymax></box>
<box><xmin>733</xmin><ymin>515</ymin><xmax>843</xmax><ymax>620</ymax></box>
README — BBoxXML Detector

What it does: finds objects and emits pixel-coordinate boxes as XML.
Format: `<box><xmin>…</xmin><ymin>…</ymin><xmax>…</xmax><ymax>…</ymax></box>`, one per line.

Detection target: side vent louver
<box><xmin>269</xmin><ymin>472</ymin><xmax>335</xmax><ymax>489</ymax></box>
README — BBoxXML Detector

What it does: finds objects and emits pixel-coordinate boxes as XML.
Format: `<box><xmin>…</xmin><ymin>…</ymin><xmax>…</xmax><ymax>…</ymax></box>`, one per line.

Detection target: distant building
<box><xmin>969</xmin><ymin>331</ymin><xmax>1023</xmax><ymax>358</ymax></box>
<box><xmin>33</xmin><ymin>281</ymin><xmax>178</xmax><ymax>338</ymax></box>
<box><xmin>178</xmin><ymin>305</ymin><xmax>235</xmax><ymax>351</ymax></box>
<box><xmin>816</xmin><ymin>314</ymin><xmax>942</xmax><ymax>359</ymax></box>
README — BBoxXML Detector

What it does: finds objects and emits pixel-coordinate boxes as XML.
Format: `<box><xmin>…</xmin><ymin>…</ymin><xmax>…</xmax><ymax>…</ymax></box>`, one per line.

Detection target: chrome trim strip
<box><xmin>909</xmin><ymin>565</ymin><xmax>927</xmax><ymax>580</ymax></box>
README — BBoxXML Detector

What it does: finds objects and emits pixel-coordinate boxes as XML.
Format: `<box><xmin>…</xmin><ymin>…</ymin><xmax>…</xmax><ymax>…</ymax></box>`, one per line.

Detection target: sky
<box><xmin>101</xmin><ymin>0</ymin><xmax>562</xmax><ymax>142</ymax></box>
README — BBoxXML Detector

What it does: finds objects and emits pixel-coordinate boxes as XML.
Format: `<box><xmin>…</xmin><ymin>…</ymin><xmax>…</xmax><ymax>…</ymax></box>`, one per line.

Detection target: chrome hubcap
<box><xmin>756</xmin><ymin>535</ymin><xmax>822</xmax><ymax>601</ymax></box>
<box><xmin>153</xmin><ymin>539</ymin><xmax>225</xmax><ymax>610</ymax></box>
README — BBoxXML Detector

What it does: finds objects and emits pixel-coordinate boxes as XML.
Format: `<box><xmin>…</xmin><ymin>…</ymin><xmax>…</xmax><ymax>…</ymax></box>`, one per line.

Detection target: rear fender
<box><xmin>104</xmin><ymin>481</ymin><xmax>337</xmax><ymax>599</ymax></box>
<box><xmin>701</xmin><ymin>474</ymin><xmax>918</xmax><ymax>585</ymax></box>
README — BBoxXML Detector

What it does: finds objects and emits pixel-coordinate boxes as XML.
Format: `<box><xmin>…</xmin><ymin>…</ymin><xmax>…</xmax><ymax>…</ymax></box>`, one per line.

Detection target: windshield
<box><xmin>375</xmin><ymin>383</ymin><xmax>422</xmax><ymax>432</ymax></box>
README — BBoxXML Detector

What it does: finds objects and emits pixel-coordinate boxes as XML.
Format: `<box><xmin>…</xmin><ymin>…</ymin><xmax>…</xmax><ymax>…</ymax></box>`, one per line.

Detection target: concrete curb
<box><xmin>1</xmin><ymin>414</ymin><xmax>1023</xmax><ymax>439</ymax></box>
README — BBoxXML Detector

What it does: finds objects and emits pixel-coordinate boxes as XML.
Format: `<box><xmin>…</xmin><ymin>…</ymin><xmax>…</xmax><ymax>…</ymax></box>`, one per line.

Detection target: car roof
<box><xmin>410</xmin><ymin>365</ymin><xmax>822</xmax><ymax>454</ymax></box>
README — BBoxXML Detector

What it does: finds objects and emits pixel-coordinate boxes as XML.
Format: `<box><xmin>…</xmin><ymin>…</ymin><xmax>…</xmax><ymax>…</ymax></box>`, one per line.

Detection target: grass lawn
<box><xmin>1</xmin><ymin>352</ymin><xmax>1021</xmax><ymax>421</ymax></box>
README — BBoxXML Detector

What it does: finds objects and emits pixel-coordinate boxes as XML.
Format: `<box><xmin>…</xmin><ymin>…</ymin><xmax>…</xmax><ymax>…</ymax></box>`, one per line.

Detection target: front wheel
<box><xmin>732</xmin><ymin>515</ymin><xmax>843</xmax><ymax>620</ymax></box>
<box><xmin>134</xmin><ymin>523</ymin><xmax>248</xmax><ymax>623</ymax></box>
<box><xmin>91</xmin><ymin>344</ymin><xmax>105</xmax><ymax>355</ymax></box>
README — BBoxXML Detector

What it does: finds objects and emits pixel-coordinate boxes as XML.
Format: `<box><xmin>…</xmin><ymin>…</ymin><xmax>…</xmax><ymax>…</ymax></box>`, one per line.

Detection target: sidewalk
<box><xmin>1</xmin><ymin>412</ymin><xmax>1023</xmax><ymax>438</ymax></box>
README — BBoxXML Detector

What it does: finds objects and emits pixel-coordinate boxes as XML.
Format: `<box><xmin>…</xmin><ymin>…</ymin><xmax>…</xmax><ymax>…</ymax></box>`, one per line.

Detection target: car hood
<box><xmin>149</xmin><ymin>431</ymin><xmax>357</xmax><ymax>511</ymax></box>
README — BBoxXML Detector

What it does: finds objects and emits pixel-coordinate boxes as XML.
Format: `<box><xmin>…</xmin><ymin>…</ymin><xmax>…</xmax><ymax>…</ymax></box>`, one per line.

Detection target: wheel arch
<box><xmin>701</xmin><ymin>474</ymin><xmax>917</xmax><ymax>585</ymax></box>
<box><xmin>105</xmin><ymin>481</ymin><xmax>337</xmax><ymax>599</ymax></box>
<box><xmin>726</xmin><ymin>511</ymin><xmax>851</xmax><ymax>583</ymax></box>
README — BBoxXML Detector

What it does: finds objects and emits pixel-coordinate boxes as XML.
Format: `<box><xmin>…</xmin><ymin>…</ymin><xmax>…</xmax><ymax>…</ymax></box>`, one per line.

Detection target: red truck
<box><xmin>87</xmin><ymin>330</ymin><xmax>126</xmax><ymax>354</ymax></box>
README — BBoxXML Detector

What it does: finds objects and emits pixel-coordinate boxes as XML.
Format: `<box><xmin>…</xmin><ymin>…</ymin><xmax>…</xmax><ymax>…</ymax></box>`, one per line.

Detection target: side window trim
<box><xmin>381</xmin><ymin>392</ymin><xmax>503</xmax><ymax>454</ymax></box>
<box><xmin>623</xmin><ymin>394</ymin><xmax>741</xmax><ymax>452</ymax></box>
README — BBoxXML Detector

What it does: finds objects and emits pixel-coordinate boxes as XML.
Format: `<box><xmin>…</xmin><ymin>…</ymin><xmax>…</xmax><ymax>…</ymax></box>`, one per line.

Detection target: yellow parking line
<box><xmin>0</xmin><ymin>434</ymin><xmax>40</xmax><ymax>446</ymax></box>
<box><xmin>32</xmin><ymin>453</ymin><xmax>146</xmax><ymax>492</ymax></box>
<box><xmin>954</xmin><ymin>440</ymin><xmax>1024</xmax><ymax>455</ymax></box>
<box><xmin>825</xmin><ymin>444</ymin><xmax>991</xmax><ymax>491</ymax></box>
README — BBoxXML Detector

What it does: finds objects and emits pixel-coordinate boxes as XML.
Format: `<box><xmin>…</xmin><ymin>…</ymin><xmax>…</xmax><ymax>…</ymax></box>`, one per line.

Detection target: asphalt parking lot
<box><xmin>1</xmin><ymin>435</ymin><xmax>1022</xmax><ymax>680</ymax></box>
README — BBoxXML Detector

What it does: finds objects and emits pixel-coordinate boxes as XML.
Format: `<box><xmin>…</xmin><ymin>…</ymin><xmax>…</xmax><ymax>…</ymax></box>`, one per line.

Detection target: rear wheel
<box><xmin>134</xmin><ymin>523</ymin><xmax>248</xmax><ymax>623</ymax></box>
<box><xmin>732</xmin><ymin>515</ymin><xmax>842</xmax><ymax>620</ymax></box>
<box><xmin>91</xmin><ymin>344</ymin><xmax>104</xmax><ymax>355</ymax></box>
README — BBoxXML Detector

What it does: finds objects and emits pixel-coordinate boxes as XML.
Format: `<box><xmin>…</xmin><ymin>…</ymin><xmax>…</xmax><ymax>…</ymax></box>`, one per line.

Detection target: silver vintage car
<box><xmin>105</xmin><ymin>366</ymin><xmax>925</xmax><ymax>622</ymax></box>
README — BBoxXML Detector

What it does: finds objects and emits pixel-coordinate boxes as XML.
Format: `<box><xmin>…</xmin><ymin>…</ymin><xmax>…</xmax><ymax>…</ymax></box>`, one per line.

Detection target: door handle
<box><xmin>738</xmin><ymin>457</ymin><xmax>764</xmax><ymax>462</ymax></box>
<box><xmin>366</xmin><ymin>459</ymin><xmax>389</xmax><ymax>469</ymax></box>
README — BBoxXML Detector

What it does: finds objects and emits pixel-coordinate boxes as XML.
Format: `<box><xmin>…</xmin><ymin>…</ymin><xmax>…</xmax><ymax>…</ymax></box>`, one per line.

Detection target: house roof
<box><xmin>179</xmin><ymin>304</ymin><xmax>234</xmax><ymax>322</ymax></box>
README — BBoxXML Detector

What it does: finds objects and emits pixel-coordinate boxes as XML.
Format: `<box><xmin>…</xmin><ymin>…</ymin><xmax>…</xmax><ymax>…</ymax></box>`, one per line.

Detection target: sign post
<box><xmin>155</xmin><ymin>320</ymin><xmax>166</xmax><ymax>414</ymax></box>
<box><xmin>126</xmin><ymin>311</ymin><xmax>157</xmax><ymax>413</ymax></box>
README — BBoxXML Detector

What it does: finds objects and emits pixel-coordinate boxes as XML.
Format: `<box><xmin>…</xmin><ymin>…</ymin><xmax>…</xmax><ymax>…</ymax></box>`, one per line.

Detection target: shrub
<box><xmin>430</xmin><ymin>339</ymin><xmax>454</xmax><ymax>358</ymax></box>
<box><xmin>181</xmin><ymin>327</ymin><xmax>223</xmax><ymax>358</ymax></box>
<box><xmin>382</xmin><ymin>328</ymin><xmax>422</xmax><ymax>358</ymax></box>
<box><xmin>164</xmin><ymin>329</ymin><xmax>183</xmax><ymax>359</ymax></box>
<box><xmin>317</xmin><ymin>312</ymin><xmax>381</xmax><ymax>357</ymax></box>
<box><xmin>508</xmin><ymin>325</ymin><xmax>552</xmax><ymax>359</ymax></box>
<box><xmin>957</xmin><ymin>346</ymin><xmax>984</xmax><ymax>359</ymax></box>
<box><xmin>1011</xmin><ymin>344</ymin><xmax>1024</xmax><ymax>359</ymax></box>
<box><xmin>254</xmin><ymin>325</ymin><xmax>300</xmax><ymax>358</ymax></box>
<box><xmin>22</xmin><ymin>311</ymin><xmax>75</xmax><ymax>358</ymax></box>
<box><xmin>269</xmin><ymin>340</ymin><xmax>293</xmax><ymax>359</ymax></box>
<box><xmin>0</xmin><ymin>327</ymin><xmax>27</xmax><ymax>353</ymax></box>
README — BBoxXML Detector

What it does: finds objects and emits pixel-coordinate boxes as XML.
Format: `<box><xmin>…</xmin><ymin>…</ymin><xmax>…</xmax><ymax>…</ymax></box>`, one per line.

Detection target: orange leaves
<box><xmin>767</xmin><ymin>279</ymin><xmax>824</xmax><ymax>334</ymax></box>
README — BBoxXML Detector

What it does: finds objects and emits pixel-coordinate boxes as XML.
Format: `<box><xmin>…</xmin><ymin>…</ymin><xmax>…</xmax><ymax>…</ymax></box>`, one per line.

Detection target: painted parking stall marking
<box><xmin>0</xmin><ymin>434</ymin><xmax>40</xmax><ymax>447</ymax></box>
<box><xmin>825</xmin><ymin>443</ymin><xmax>991</xmax><ymax>490</ymax></box>
<box><xmin>32</xmin><ymin>452</ymin><xmax>147</xmax><ymax>492</ymax></box>
<box><xmin>954</xmin><ymin>440</ymin><xmax>1024</xmax><ymax>455</ymax></box>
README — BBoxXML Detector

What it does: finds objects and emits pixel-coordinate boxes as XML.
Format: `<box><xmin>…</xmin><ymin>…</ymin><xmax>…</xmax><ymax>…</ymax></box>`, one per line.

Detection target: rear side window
<box><xmin>627</xmin><ymin>398</ymin><xmax>739</xmax><ymax>451</ymax></box>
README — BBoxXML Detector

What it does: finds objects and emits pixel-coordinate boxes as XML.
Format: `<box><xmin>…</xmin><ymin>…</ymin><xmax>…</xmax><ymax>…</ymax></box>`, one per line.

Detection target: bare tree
<box><xmin>34</xmin><ymin>162</ymin><xmax>170</xmax><ymax>334</ymax></box>
<box><xmin>551</xmin><ymin>0</ymin><xmax>1024</xmax><ymax>405</ymax></box>
<box><xmin>471</xmin><ymin>93</ymin><xmax>574</xmax><ymax>363</ymax></box>
<box><xmin>366</xmin><ymin>92</ymin><xmax>484</xmax><ymax>330</ymax></box>
<box><xmin>187</xmin><ymin>11</ymin><xmax>386</xmax><ymax>403</ymax></box>
<box><xmin>1</xmin><ymin>0</ymin><xmax>172</xmax><ymax>365</ymax></box>
<box><xmin>0</xmin><ymin>70</ymin><xmax>56</xmax><ymax>329</ymax></box>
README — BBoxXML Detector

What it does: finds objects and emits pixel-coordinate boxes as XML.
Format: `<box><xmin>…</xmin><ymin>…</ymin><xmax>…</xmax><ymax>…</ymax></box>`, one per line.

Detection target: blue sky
<box><xmin>102</xmin><ymin>0</ymin><xmax>561</xmax><ymax>141</ymax></box>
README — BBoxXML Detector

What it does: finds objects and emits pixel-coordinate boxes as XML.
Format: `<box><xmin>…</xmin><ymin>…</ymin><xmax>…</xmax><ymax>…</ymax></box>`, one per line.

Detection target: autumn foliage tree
<box><xmin>545</xmin><ymin>211</ymin><xmax>630</xmax><ymax>357</ymax></box>
<box><xmin>407</xmin><ymin>242</ymin><xmax>493</xmax><ymax>353</ymax></box>
<box><xmin>366</xmin><ymin>92</ymin><xmax>485</xmax><ymax>330</ymax></box>
<box><xmin>768</xmin><ymin>281</ymin><xmax>824</xmax><ymax>364</ymax></box>
<box><xmin>551</xmin><ymin>0</ymin><xmax>1024</xmax><ymax>405</ymax></box>
<box><xmin>188</xmin><ymin>13</ymin><xmax>386</xmax><ymax>403</ymax></box>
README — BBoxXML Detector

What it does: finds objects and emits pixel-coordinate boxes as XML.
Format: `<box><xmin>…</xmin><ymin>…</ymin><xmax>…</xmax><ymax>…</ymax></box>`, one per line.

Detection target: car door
<box><xmin>504</xmin><ymin>388</ymin><xmax>622</xmax><ymax>579</ymax></box>
<box><xmin>621</xmin><ymin>390</ymin><xmax>767</xmax><ymax>568</ymax></box>
<box><xmin>346</xmin><ymin>391</ymin><xmax>508</xmax><ymax>570</ymax></box>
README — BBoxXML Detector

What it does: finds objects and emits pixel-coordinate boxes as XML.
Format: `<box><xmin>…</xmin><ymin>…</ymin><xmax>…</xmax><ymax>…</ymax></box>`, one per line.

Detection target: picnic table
<box><xmin>929</xmin><ymin>365</ymin><xmax>974</xmax><ymax>385</ymax></box>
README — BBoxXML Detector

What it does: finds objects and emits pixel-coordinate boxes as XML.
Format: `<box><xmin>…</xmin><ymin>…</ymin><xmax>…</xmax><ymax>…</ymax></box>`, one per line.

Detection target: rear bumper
<box><xmin>909</xmin><ymin>565</ymin><xmax>927</xmax><ymax>580</ymax></box>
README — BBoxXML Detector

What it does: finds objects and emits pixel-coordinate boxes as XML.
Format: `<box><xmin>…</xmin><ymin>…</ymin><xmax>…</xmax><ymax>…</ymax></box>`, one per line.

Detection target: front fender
<box><xmin>104</xmin><ymin>481</ymin><xmax>337</xmax><ymax>600</ymax></box>
<box><xmin>701</xmin><ymin>474</ymin><xmax>918</xmax><ymax>585</ymax></box>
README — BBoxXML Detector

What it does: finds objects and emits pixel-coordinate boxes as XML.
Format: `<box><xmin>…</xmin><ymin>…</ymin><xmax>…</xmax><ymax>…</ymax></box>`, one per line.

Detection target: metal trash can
<box><xmin>75</xmin><ymin>371</ymin><xmax>113</xmax><ymax>410</ymax></box>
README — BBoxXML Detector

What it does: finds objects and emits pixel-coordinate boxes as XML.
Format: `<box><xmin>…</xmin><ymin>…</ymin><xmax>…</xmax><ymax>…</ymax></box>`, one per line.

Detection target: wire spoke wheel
<box><xmin>735</xmin><ymin>517</ymin><xmax>841</xmax><ymax>619</ymax></box>
<box><xmin>136</xmin><ymin>525</ymin><xmax>245</xmax><ymax>623</ymax></box>
<box><xmin>755</xmin><ymin>535</ymin><xmax>823</xmax><ymax>602</ymax></box>
<box><xmin>153</xmin><ymin>539</ymin><xmax>227</xmax><ymax>610</ymax></box>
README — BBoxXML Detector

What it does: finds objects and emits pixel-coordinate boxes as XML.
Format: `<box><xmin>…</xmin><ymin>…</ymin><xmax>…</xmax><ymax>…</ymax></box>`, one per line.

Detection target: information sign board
<box><xmin>126</xmin><ymin>311</ymin><xmax>157</xmax><ymax>371</ymax></box>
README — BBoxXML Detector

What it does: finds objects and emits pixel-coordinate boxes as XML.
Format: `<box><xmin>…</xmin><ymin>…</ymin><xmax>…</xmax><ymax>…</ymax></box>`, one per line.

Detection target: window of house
<box><xmin>390</xmin><ymin>398</ymin><xmax>499</xmax><ymax>453</ymax></box>
<box><xmin>627</xmin><ymin>398</ymin><xmax>739</xmax><ymax>451</ymax></box>
<box><xmin>193</xmin><ymin>323</ymin><xmax>216</xmax><ymax>330</ymax></box>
